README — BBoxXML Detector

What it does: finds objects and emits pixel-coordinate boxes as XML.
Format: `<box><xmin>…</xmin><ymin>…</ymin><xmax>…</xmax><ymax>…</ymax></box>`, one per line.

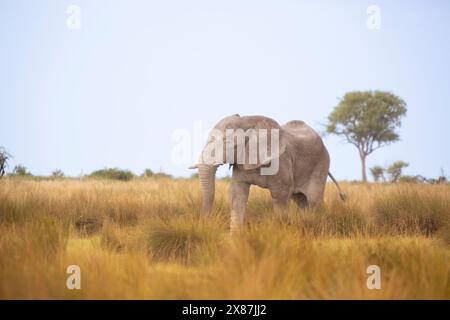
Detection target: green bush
<box><xmin>89</xmin><ymin>168</ymin><xmax>134</xmax><ymax>181</ymax></box>
<box><xmin>51</xmin><ymin>169</ymin><xmax>64</xmax><ymax>178</ymax></box>
<box><xmin>143</xmin><ymin>168</ymin><xmax>154</xmax><ymax>177</ymax></box>
<box><xmin>153</xmin><ymin>172</ymin><xmax>173</xmax><ymax>179</ymax></box>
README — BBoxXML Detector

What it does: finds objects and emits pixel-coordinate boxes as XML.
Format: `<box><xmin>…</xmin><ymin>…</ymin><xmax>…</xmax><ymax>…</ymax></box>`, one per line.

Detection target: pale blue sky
<box><xmin>1</xmin><ymin>0</ymin><xmax>449</xmax><ymax>180</ymax></box>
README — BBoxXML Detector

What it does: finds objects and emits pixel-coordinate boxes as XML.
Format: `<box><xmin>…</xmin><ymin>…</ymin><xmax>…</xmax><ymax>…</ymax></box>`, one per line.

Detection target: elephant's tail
<box><xmin>328</xmin><ymin>172</ymin><xmax>347</xmax><ymax>201</ymax></box>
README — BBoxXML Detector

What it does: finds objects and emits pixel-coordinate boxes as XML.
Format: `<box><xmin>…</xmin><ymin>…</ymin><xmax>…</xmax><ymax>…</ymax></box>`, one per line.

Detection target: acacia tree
<box><xmin>326</xmin><ymin>91</ymin><xmax>407</xmax><ymax>182</ymax></box>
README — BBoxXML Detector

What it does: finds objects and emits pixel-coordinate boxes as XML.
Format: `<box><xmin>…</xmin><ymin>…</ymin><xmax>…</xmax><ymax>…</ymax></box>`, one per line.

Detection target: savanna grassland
<box><xmin>0</xmin><ymin>178</ymin><xmax>449</xmax><ymax>299</ymax></box>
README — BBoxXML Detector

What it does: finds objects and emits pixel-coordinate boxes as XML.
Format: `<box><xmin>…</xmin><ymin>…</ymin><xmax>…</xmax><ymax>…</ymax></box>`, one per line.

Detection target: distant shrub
<box><xmin>11</xmin><ymin>165</ymin><xmax>32</xmax><ymax>177</ymax></box>
<box><xmin>370</xmin><ymin>161</ymin><xmax>410</xmax><ymax>183</ymax></box>
<box><xmin>397</xmin><ymin>175</ymin><xmax>448</xmax><ymax>184</ymax></box>
<box><xmin>51</xmin><ymin>169</ymin><xmax>64</xmax><ymax>178</ymax></box>
<box><xmin>370</xmin><ymin>166</ymin><xmax>385</xmax><ymax>183</ymax></box>
<box><xmin>153</xmin><ymin>172</ymin><xmax>173</xmax><ymax>179</ymax></box>
<box><xmin>386</xmin><ymin>161</ymin><xmax>409</xmax><ymax>182</ymax></box>
<box><xmin>141</xmin><ymin>168</ymin><xmax>172</xmax><ymax>179</ymax></box>
<box><xmin>89</xmin><ymin>168</ymin><xmax>134</xmax><ymax>181</ymax></box>
<box><xmin>427</xmin><ymin>176</ymin><xmax>448</xmax><ymax>184</ymax></box>
<box><xmin>143</xmin><ymin>168</ymin><xmax>154</xmax><ymax>177</ymax></box>
<box><xmin>398</xmin><ymin>175</ymin><xmax>426</xmax><ymax>183</ymax></box>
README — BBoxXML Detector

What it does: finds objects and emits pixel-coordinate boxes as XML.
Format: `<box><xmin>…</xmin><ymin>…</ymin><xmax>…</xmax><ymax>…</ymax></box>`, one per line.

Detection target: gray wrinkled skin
<box><xmin>191</xmin><ymin>114</ymin><xmax>339</xmax><ymax>234</ymax></box>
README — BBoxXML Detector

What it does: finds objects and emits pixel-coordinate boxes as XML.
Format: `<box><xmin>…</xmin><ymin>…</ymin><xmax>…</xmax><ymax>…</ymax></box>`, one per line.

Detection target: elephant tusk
<box><xmin>188</xmin><ymin>164</ymin><xmax>199</xmax><ymax>169</ymax></box>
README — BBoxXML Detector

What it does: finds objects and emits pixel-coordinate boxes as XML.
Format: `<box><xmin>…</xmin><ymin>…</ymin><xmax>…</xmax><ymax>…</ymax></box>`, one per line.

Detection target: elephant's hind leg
<box><xmin>304</xmin><ymin>180</ymin><xmax>326</xmax><ymax>208</ymax></box>
<box><xmin>270</xmin><ymin>189</ymin><xmax>292</xmax><ymax>216</ymax></box>
<box><xmin>292</xmin><ymin>192</ymin><xmax>308</xmax><ymax>209</ymax></box>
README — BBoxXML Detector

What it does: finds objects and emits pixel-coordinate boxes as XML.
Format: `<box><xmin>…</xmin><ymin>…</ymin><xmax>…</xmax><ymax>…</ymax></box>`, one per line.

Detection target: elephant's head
<box><xmin>189</xmin><ymin>114</ymin><xmax>287</xmax><ymax>213</ymax></box>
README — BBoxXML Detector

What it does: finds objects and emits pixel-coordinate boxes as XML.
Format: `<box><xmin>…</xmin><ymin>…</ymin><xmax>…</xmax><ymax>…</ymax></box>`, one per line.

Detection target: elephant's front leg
<box><xmin>229</xmin><ymin>181</ymin><xmax>250</xmax><ymax>235</ymax></box>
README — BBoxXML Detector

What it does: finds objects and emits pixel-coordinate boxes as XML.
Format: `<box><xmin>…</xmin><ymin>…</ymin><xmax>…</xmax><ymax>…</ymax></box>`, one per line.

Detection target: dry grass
<box><xmin>0</xmin><ymin>178</ymin><xmax>449</xmax><ymax>299</ymax></box>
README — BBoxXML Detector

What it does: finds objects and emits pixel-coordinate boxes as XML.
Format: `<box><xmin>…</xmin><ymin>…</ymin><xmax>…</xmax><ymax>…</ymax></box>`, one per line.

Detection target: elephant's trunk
<box><xmin>198</xmin><ymin>164</ymin><xmax>218</xmax><ymax>214</ymax></box>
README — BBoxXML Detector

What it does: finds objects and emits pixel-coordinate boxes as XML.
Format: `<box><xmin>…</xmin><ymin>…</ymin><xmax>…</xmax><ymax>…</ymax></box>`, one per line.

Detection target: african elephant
<box><xmin>189</xmin><ymin>114</ymin><xmax>346</xmax><ymax>234</ymax></box>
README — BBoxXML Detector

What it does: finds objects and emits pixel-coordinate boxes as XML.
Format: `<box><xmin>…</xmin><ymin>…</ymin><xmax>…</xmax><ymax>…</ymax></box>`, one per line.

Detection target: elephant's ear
<box><xmin>241</xmin><ymin>118</ymin><xmax>287</xmax><ymax>171</ymax></box>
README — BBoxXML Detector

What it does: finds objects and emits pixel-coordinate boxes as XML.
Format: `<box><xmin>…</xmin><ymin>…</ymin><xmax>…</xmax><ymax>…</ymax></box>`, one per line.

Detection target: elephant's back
<box><xmin>282</xmin><ymin>120</ymin><xmax>322</xmax><ymax>143</ymax></box>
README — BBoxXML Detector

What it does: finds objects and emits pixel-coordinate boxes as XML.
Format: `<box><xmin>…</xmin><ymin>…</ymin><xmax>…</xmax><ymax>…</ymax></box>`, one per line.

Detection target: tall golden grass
<box><xmin>0</xmin><ymin>178</ymin><xmax>449</xmax><ymax>299</ymax></box>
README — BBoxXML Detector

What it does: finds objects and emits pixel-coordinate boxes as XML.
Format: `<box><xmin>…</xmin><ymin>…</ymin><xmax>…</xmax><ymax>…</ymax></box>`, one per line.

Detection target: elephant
<box><xmin>189</xmin><ymin>114</ymin><xmax>346</xmax><ymax>234</ymax></box>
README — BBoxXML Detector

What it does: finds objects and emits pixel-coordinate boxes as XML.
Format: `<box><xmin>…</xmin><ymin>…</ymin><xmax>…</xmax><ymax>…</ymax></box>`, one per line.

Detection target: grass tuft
<box><xmin>145</xmin><ymin>213</ymin><xmax>226</xmax><ymax>264</ymax></box>
<box><xmin>373</xmin><ymin>186</ymin><xmax>449</xmax><ymax>236</ymax></box>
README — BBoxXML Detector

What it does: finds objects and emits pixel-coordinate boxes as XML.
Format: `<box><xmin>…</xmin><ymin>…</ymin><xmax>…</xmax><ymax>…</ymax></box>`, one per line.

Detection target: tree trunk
<box><xmin>360</xmin><ymin>152</ymin><xmax>367</xmax><ymax>182</ymax></box>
